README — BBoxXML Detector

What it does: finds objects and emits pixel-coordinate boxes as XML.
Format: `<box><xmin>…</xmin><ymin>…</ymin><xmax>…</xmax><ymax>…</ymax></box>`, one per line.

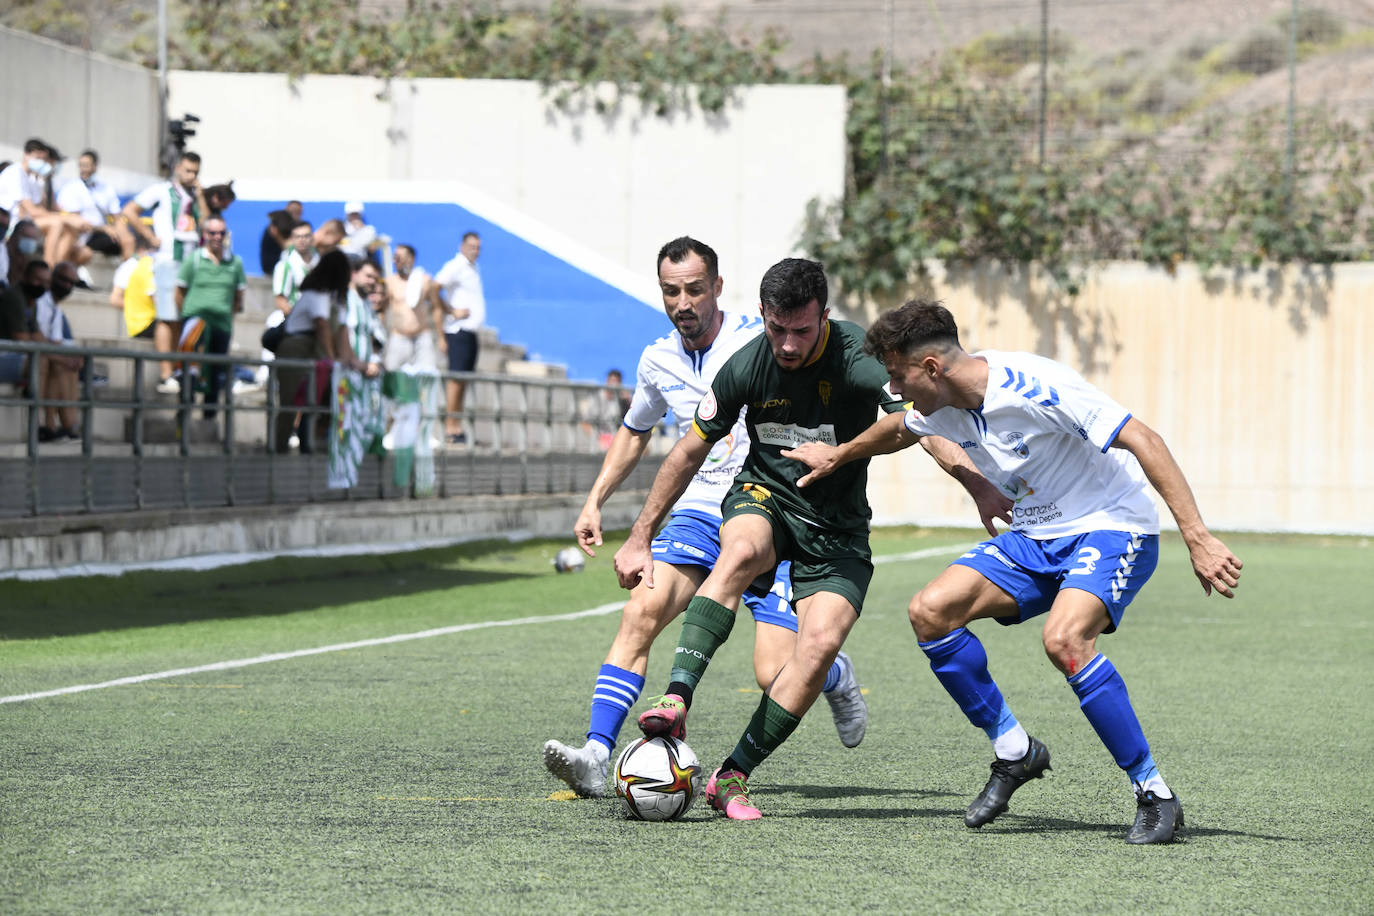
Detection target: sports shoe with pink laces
<box><xmin>637</xmin><ymin>693</ymin><xmax>687</xmax><ymax>740</ymax></box>
<box><xmin>705</xmin><ymin>766</ymin><xmax>762</xmax><ymax>820</ymax></box>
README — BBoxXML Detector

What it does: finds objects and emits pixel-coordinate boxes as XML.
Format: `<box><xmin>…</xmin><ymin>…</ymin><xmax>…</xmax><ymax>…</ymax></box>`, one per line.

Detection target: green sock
<box><xmin>728</xmin><ymin>695</ymin><xmax>803</xmax><ymax>774</ymax></box>
<box><xmin>667</xmin><ymin>596</ymin><xmax>736</xmax><ymax>693</ymax></box>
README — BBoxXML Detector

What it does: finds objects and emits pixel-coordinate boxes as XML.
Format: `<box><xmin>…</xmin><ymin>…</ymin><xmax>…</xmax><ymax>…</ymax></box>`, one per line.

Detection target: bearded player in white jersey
<box><xmin>786</xmin><ymin>300</ymin><xmax>1242</xmax><ymax>844</ymax></box>
<box><xmin>541</xmin><ymin>237</ymin><xmax>867</xmax><ymax>798</ymax></box>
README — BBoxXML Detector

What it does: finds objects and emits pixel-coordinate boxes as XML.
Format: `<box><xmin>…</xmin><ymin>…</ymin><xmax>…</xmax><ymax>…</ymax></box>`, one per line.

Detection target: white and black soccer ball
<box><xmin>614</xmin><ymin>736</ymin><xmax>702</xmax><ymax>821</ymax></box>
<box><xmin>553</xmin><ymin>547</ymin><xmax>586</xmax><ymax>573</ymax></box>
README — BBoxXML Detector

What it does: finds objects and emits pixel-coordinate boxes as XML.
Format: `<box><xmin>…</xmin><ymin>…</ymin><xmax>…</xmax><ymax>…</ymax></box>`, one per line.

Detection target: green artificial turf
<box><xmin>1</xmin><ymin>529</ymin><xmax>1370</xmax><ymax>914</ymax></box>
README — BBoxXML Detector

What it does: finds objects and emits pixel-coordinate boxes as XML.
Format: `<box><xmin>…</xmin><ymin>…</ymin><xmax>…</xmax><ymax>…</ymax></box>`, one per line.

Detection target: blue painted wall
<box><xmin>225</xmin><ymin>199</ymin><xmax>669</xmax><ymax>384</ymax></box>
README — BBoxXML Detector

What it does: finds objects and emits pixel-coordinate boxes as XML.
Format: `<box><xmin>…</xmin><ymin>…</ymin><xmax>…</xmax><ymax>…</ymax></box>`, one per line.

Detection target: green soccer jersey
<box><xmin>692</xmin><ymin>318</ymin><xmax>904</xmax><ymax>534</ymax></box>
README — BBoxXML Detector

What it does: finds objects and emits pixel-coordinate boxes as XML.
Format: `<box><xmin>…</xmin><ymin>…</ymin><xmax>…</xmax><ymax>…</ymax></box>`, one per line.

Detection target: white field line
<box><xmin>0</xmin><ymin>544</ymin><xmax>966</xmax><ymax>706</ymax></box>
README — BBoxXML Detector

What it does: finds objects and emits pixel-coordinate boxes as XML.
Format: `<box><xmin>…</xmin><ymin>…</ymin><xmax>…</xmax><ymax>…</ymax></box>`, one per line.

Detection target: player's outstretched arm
<box><xmin>575</xmin><ymin>425</ymin><xmax>653</xmax><ymax>557</ymax></box>
<box><xmin>1113</xmin><ymin>417</ymin><xmax>1243</xmax><ymax>598</ymax></box>
<box><xmin>919</xmin><ymin>436</ymin><xmax>1013</xmax><ymax>536</ymax></box>
<box><xmin>612</xmin><ymin>432</ymin><xmax>712</xmax><ymax>591</ymax></box>
<box><xmin>784</xmin><ymin>411</ymin><xmax>915</xmax><ymax>487</ymax></box>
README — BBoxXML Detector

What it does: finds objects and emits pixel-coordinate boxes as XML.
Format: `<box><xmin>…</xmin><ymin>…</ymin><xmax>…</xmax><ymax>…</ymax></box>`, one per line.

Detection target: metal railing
<box><xmin>0</xmin><ymin>339</ymin><xmax>666</xmax><ymax>519</ymax></box>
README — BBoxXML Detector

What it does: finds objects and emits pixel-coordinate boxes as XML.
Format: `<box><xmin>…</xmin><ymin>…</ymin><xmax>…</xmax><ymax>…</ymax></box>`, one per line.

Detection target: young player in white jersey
<box><xmin>541</xmin><ymin>238</ymin><xmax>867</xmax><ymax>799</ymax></box>
<box><xmin>785</xmin><ymin>300</ymin><xmax>1242</xmax><ymax>844</ymax></box>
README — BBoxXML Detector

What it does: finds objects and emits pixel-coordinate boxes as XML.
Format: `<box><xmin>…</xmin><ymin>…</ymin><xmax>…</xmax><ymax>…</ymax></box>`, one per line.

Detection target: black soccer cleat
<box><xmin>964</xmin><ymin>736</ymin><xmax>1051</xmax><ymax>828</ymax></box>
<box><xmin>1126</xmin><ymin>790</ymin><xmax>1185</xmax><ymax>844</ymax></box>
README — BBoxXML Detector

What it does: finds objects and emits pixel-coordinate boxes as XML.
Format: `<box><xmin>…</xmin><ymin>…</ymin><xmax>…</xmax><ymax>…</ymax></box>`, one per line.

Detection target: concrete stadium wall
<box><xmin>165</xmin><ymin>72</ymin><xmax>848</xmax><ymax>315</ymax></box>
<box><xmin>0</xmin><ymin>491</ymin><xmax>649</xmax><ymax>578</ymax></box>
<box><xmin>0</xmin><ymin>26</ymin><xmax>159</xmax><ymax>177</ymax></box>
<box><xmin>864</xmin><ymin>260</ymin><xmax>1374</xmax><ymax>536</ymax></box>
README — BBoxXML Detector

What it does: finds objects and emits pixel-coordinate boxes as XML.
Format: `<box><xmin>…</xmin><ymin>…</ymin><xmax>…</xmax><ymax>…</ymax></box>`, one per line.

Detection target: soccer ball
<box><xmin>614</xmin><ymin>736</ymin><xmax>702</xmax><ymax>821</ymax></box>
<box><xmin>553</xmin><ymin>547</ymin><xmax>586</xmax><ymax>573</ymax></box>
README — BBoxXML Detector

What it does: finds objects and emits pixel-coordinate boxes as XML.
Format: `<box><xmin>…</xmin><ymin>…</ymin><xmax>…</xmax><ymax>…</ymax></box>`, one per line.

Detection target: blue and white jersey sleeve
<box><xmin>906</xmin><ymin>350</ymin><xmax>1157</xmax><ymax>539</ymax></box>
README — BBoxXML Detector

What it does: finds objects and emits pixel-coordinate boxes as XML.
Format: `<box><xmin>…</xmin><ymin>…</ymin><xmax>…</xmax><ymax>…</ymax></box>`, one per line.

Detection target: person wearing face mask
<box><xmin>16</xmin><ymin>259</ymin><xmax>83</xmax><ymax>440</ymax></box>
<box><xmin>0</xmin><ymin>218</ymin><xmax>41</xmax><ymax>388</ymax></box>
<box><xmin>122</xmin><ymin>151</ymin><xmax>209</xmax><ymax>395</ymax></box>
<box><xmin>0</xmin><ymin>139</ymin><xmax>92</xmax><ymax>269</ymax></box>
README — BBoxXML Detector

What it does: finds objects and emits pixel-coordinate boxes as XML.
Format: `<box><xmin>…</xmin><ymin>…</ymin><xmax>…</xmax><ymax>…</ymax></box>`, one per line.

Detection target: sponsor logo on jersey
<box><xmin>1003</xmin><ymin>431</ymin><xmax>1030</xmax><ymax>458</ymax></box>
<box><xmin>698</xmin><ymin>388</ymin><xmax>718</xmax><ymax>421</ymax></box>
<box><xmin>818</xmin><ymin>380</ymin><xmax>831</xmax><ymax>406</ymax></box>
<box><xmin>754</xmin><ymin>422</ymin><xmax>837</xmax><ymax>448</ymax></box>
<box><xmin>705</xmin><ymin>432</ymin><xmax>736</xmax><ymax>465</ymax></box>
<box><xmin>958</xmin><ymin>440</ymin><xmax>978</xmax><ymax>450</ymax></box>
<box><xmin>660</xmin><ymin>382</ymin><xmax>687</xmax><ymax>393</ymax></box>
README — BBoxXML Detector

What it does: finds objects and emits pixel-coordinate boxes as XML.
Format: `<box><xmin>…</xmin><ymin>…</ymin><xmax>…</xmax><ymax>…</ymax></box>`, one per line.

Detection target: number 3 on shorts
<box><xmin>1068</xmin><ymin>546</ymin><xmax>1101</xmax><ymax>575</ymax></box>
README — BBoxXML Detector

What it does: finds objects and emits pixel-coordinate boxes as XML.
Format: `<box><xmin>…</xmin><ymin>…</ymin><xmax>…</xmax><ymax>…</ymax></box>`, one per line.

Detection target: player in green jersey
<box><xmin>615</xmin><ymin>258</ymin><xmax>1009</xmax><ymax>819</ymax></box>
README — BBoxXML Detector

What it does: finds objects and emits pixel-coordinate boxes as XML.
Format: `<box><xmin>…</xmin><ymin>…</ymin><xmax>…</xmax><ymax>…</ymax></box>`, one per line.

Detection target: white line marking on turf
<box><xmin>0</xmin><ymin>602</ymin><xmax>626</xmax><ymax>705</ymax></box>
<box><xmin>1</xmin><ymin>544</ymin><xmax>968</xmax><ymax>706</ymax></box>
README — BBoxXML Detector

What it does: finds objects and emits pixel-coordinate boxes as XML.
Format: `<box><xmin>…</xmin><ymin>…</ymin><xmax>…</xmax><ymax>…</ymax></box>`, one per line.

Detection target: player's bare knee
<box><xmin>908</xmin><ymin>588</ymin><xmax>954</xmax><ymax>642</ymax></box>
<box><xmin>1041</xmin><ymin>627</ymin><xmax>1092</xmax><ymax>675</ymax></box>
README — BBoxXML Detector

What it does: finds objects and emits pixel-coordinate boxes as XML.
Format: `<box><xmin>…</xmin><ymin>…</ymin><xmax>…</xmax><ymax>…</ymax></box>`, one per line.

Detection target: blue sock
<box><xmin>1066</xmin><ymin>654</ymin><xmax>1155</xmax><ymax>783</ymax></box>
<box><xmin>822</xmin><ymin>657</ymin><xmax>843</xmax><ymax>693</ymax></box>
<box><xmin>919</xmin><ymin>627</ymin><xmax>1018</xmax><ymax>738</ymax></box>
<box><xmin>586</xmin><ymin>664</ymin><xmax>645</xmax><ymax>754</ymax></box>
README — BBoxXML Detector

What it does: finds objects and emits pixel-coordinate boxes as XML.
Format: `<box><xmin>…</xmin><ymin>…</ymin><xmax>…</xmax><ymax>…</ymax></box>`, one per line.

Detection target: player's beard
<box><xmin>674</xmin><ymin>310</ymin><xmax>705</xmax><ymax>342</ymax></box>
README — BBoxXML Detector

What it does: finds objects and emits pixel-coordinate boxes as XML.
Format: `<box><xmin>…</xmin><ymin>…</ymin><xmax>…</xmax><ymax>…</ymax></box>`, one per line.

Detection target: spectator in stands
<box><xmin>0</xmin><ymin>139</ymin><xmax>91</xmax><ymax>269</ymax></box>
<box><xmin>259</xmin><ymin>220</ymin><xmax>316</xmax><ymax>387</ymax></box>
<box><xmin>340</xmin><ymin>202</ymin><xmax>385</xmax><ymax>268</ymax></box>
<box><xmin>428</xmin><ymin>231</ymin><xmax>485</xmax><ymax>444</ymax></box>
<box><xmin>582</xmin><ymin>367</ymin><xmax>632</xmax><ymax>449</ymax></box>
<box><xmin>259</xmin><ymin>199</ymin><xmax>303</xmax><ymax>276</ymax></box>
<box><xmin>122</xmin><ymin>151</ymin><xmax>207</xmax><ymax>395</ymax></box>
<box><xmin>275</xmin><ymin>250</ymin><xmax>350</xmax><ymax>453</ymax></box>
<box><xmin>0</xmin><ymin>205</ymin><xmax>11</xmax><ymax>289</ymax></box>
<box><xmin>382</xmin><ymin>243</ymin><xmax>437</xmax><ymax>373</ymax></box>
<box><xmin>0</xmin><ymin>228</ymin><xmax>39</xmax><ymax>389</ymax></box>
<box><xmin>204</xmin><ymin>182</ymin><xmax>237</xmax><ymax>256</ymax></box>
<box><xmin>56</xmin><ymin>149</ymin><xmax>131</xmax><ymax>262</ymax></box>
<box><xmin>20</xmin><ymin>259</ymin><xmax>83</xmax><ymax>440</ymax></box>
<box><xmin>314</xmin><ymin>218</ymin><xmax>346</xmax><ymax>256</ymax></box>
<box><xmin>176</xmin><ymin>216</ymin><xmax>246</xmax><ymax>419</ymax></box>
<box><xmin>6</xmin><ymin>219</ymin><xmax>43</xmax><ymax>288</ymax></box>
<box><xmin>205</xmin><ymin>182</ymin><xmax>235</xmax><ymax>220</ymax></box>
<box><xmin>272</xmin><ymin>221</ymin><xmax>316</xmax><ymax>316</ymax></box>
<box><xmin>341</xmin><ymin>258</ymin><xmax>383</xmax><ymax>377</ymax></box>
<box><xmin>110</xmin><ymin>234</ymin><xmax>159</xmax><ymax>340</ymax></box>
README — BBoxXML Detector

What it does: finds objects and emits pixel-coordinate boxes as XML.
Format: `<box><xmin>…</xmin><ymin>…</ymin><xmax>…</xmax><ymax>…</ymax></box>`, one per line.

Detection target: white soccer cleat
<box><xmin>824</xmin><ymin>650</ymin><xmax>868</xmax><ymax>748</ymax></box>
<box><xmin>542</xmin><ymin>739</ymin><xmax>609</xmax><ymax>798</ymax></box>
<box><xmin>156</xmin><ymin>376</ymin><xmax>180</xmax><ymax>395</ymax></box>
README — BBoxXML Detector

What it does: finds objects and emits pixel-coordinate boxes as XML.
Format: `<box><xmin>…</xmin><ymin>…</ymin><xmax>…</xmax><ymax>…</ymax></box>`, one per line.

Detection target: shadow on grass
<box><xmin>0</xmin><ymin>543</ymin><xmax>544</xmax><ymax>640</ymax></box>
<box><xmin>790</xmin><ymin>803</ymin><xmax>1298</xmax><ymax>841</ymax></box>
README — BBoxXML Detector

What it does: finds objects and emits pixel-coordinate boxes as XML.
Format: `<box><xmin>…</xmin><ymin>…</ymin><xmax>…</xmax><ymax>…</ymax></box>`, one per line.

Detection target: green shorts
<box><xmin>721</xmin><ymin>481</ymin><xmax>874</xmax><ymax>614</ymax></box>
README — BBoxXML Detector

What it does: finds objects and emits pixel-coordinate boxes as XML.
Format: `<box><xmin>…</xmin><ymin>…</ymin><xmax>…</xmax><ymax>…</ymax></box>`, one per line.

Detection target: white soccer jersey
<box><xmin>623</xmin><ymin>311</ymin><xmax>762</xmax><ymax>518</ymax></box>
<box><xmin>903</xmin><ymin>350</ymin><xmax>1159</xmax><ymax>538</ymax></box>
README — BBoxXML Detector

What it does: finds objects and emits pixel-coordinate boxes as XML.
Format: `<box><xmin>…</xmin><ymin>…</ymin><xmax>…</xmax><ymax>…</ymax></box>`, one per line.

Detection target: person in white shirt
<box><xmin>0</xmin><ymin>139</ymin><xmax>90</xmax><ymax>269</ymax></box>
<box><xmin>121</xmin><ymin>151</ymin><xmax>208</xmax><ymax>393</ymax></box>
<box><xmin>339</xmin><ymin>201</ymin><xmax>383</xmax><ymax>266</ymax></box>
<box><xmin>55</xmin><ymin>149</ymin><xmax>131</xmax><ymax>262</ymax></box>
<box><xmin>427</xmin><ymin>231</ymin><xmax>485</xmax><ymax>443</ymax></box>
<box><xmin>786</xmin><ymin>299</ymin><xmax>1243</xmax><ymax>845</ymax></box>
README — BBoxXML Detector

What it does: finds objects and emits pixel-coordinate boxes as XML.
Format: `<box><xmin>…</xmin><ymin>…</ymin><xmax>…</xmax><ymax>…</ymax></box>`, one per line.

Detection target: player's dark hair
<box><xmin>292</xmin><ymin>219</ymin><xmax>313</xmax><ymax>232</ymax></box>
<box><xmin>299</xmin><ymin>250</ymin><xmax>352</xmax><ymax>299</ymax></box>
<box><xmin>462</xmin><ymin>231</ymin><xmax>480</xmax><ymax>243</ymax></box>
<box><xmin>657</xmin><ymin>236</ymin><xmax>719</xmax><ymax>280</ymax></box>
<box><xmin>396</xmin><ymin>243</ymin><xmax>416</xmax><ymax>259</ymax></box>
<box><xmin>864</xmin><ymin>299</ymin><xmax>963</xmax><ymax>360</ymax></box>
<box><xmin>23</xmin><ymin>138</ymin><xmax>48</xmax><ymax>155</ymax></box>
<box><xmin>759</xmin><ymin>258</ymin><xmax>828</xmax><ymax>314</ymax></box>
<box><xmin>179</xmin><ymin>151</ymin><xmax>201</xmax><ymax>165</ymax></box>
<box><xmin>23</xmin><ymin>258</ymin><xmax>50</xmax><ymax>280</ymax></box>
<box><xmin>80</xmin><ymin>148</ymin><xmax>99</xmax><ymax>164</ymax></box>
